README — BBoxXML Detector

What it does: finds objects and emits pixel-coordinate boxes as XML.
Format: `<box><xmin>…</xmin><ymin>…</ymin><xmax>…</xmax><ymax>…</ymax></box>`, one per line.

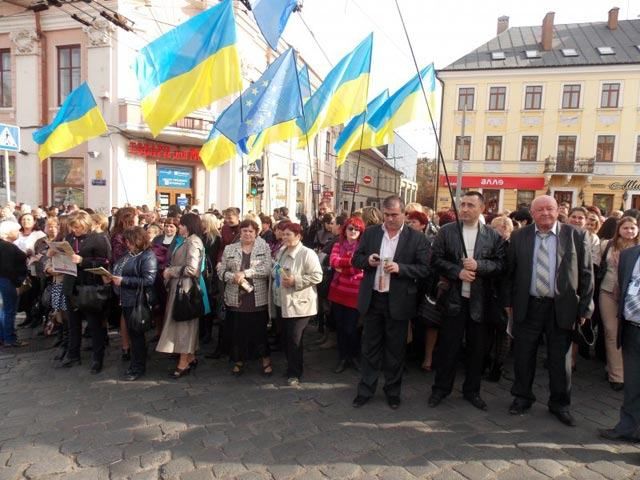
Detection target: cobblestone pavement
<box><xmin>0</xmin><ymin>323</ymin><xmax>639</xmax><ymax>480</ymax></box>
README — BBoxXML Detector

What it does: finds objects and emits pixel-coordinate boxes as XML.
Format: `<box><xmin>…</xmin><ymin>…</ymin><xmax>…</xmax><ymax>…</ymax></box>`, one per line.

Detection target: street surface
<box><xmin>0</xmin><ymin>324</ymin><xmax>639</xmax><ymax>480</ymax></box>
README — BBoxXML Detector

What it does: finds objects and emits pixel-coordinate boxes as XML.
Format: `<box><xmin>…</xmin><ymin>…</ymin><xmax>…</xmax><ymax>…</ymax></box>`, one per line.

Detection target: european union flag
<box><xmin>215</xmin><ymin>48</ymin><xmax>302</xmax><ymax>143</ymax></box>
<box><xmin>250</xmin><ymin>0</ymin><xmax>299</xmax><ymax>51</ymax></box>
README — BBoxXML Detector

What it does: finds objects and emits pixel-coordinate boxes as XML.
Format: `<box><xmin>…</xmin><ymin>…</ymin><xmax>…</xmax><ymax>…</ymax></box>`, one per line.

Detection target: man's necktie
<box><xmin>625</xmin><ymin>279</ymin><xmax>640</xmax><ymax>319</ymax></box>
<box><xmin>535</xmin><ymin>232</ymin><xmax>552</xmax><ymax>297</ymax></box>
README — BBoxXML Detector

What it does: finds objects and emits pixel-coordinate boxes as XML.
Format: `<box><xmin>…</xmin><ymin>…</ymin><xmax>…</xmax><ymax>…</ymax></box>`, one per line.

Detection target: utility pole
<box><xmin>455</xmin><ymin>105</ymin><xmax>466</xmax><ymax>207</ymax></box>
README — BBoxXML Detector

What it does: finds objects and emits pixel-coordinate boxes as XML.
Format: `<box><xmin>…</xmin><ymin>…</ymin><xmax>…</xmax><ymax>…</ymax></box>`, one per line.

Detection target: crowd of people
<box><xmin>0</xmin><ymin>193</ymin><xmax>639</xmax><ymax>443</ymax></box>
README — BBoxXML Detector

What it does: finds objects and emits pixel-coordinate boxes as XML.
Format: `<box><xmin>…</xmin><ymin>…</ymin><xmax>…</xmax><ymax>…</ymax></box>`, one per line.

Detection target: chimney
<box><xmin>541</xmin><ymin>11</ymin><xmax>555</xmax><ymax>51</ymax></box>
<box><xmin>497</xmin><ymin>15</ymin><xmax>509</xmax><ymax>35</ymax></box>
<box><xmin>608</xmin><ymin>7</ymin><xmax>619</xmax><ymax>30</ymax></box>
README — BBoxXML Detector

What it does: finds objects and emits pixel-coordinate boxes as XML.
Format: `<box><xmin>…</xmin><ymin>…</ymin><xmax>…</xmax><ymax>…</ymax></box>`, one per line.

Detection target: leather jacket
<box><xmin>118</xmin><ymin>248</ymin><xmax>158</xmax><ymax>308</ymax></box>
<box><xmin>430</xmin><ymin>221</ymin><xmax>505</xmax><ymax>322</ymax></box>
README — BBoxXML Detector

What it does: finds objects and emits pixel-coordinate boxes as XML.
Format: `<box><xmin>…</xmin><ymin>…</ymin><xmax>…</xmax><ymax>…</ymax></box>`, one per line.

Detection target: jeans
<box><xmin>0</xmin><ymin>277</ymin><xmax>17</xmax><ymax>345</ymax></box>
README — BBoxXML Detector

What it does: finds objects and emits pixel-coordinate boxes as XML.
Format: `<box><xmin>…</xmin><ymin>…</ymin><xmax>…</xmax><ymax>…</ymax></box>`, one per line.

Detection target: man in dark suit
<box><xmin>599</xmin><ymin>244</ymin><xmax>640</xmax><ymax>442</ymax></box>
<box><xmin>428</xmin><ymin>191</ymin><xmax>505</xmax><ymax>411</ymax></box>
<box><xmin>506</xmin><ymin>195</ymin><xmax>593</xmax><ymax>426</ymax></box>
<box><xmin>351</xmin><ymin>195</ymin><xmax>430</xmax><ymax>409</ymax></box>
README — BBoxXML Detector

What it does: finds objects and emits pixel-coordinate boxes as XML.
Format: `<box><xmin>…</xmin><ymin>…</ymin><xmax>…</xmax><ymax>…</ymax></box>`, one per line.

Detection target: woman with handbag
<box><xmin>218</xmin><ymin>219</ymin><xmax>272</xmax><ymax>376</ymax></box>
<box><xmin>200</xmin><ymin>214</ymin><xmax>222</xmax><ymax>346</ymax></box>
<box><xmin>55</xmin><ymin>210</ymin><xmax>112</xmax><ymax>372</ymax></box>
<box><xmin>599</xmin><ymin>216</ymin><xmax>640</xmax><ymax>391</ymax></box>
<box><xmin>327</xmin><ymin>216</ymin><xmax>365</xmax><ymax>373</ymax></box>
<box><xmin>109</xmin><ymin>227</ymin><xmax>157</xmax><ymax>381</ymax></box>
<box><xmin>157</xmin><ymin>213</ymin><xmax>210</xmax><ymax>379</ymax></box>
<box><xmin>269</xmin><ymin>223</ymin><xmax>323</xmax><ymax>386</ymax></box>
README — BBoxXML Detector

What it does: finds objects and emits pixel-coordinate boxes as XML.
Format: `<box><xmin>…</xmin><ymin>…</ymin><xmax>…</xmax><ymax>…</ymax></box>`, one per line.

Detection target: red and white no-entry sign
<box><xmin>362</xmin><ymin>175</ymin><xmax>372</xmax><ymax>185</ymax></box>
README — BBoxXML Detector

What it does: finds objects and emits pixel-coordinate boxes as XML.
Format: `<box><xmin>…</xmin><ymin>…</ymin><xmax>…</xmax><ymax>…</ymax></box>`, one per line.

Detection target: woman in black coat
<box><xmin>110</xmin><ymin>227</ymin><xmax>157</xmax><ymax>381</ymax></box>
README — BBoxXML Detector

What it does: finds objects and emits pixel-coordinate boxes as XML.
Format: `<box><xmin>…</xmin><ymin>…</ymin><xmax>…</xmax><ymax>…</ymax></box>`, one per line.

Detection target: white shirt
<box><xmin>374</xmin><ymin>224</ymin><xmax>403</xmax><ymax>293</ymax></box>
<box><xmin>461</xmin><ymin>223</ymin><xmax>478</xmax><ymax>298</ymax></box>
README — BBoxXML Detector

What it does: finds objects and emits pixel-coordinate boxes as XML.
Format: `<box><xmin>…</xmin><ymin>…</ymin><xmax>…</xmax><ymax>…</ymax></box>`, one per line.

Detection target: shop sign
<box><xmin>91</xmin><ymin>179</ymin><xmax>106</xmax><ymax>186</ymax></box>
<box><xmin>439</xmin><ymin>175</ymin><xmax>545</xmax><ymax>190</ymax></box>
<box><xmin>128</xmin><ymin>141</ymin><xmax>200</xmax><ymax>161</ymax></box>
<box><xmin>176</xmin><ymin>195</ymin><xmax>189</xmax><ymax>209</ymax></box>
<box><xmin>342</xmin><ymin>181</ymin><xmax>359</xmax><ymax>193</ymax></box>
<box><xmin>609</xmin><ymin>180</ymin><xmax>640</xmax><ymax>190</ymax></box>
<box><xmin>158</xmin><ymin>166</ymin><xmax>193</xmax><ymax>188</ymax></box>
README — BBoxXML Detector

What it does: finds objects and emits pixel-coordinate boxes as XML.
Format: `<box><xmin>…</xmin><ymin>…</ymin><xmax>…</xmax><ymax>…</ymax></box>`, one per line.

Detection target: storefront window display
<box><xmin>51</xmin><ymin>157</ymin><xmax>84</xmax><ymax>207</ymax></box>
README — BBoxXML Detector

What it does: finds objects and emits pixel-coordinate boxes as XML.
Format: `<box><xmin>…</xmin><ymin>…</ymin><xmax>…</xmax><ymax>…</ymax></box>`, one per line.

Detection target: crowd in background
<box><xmin>0</xmin><ymin>193</ymin><xmax>639</xmax><ymax>442</ymax></box>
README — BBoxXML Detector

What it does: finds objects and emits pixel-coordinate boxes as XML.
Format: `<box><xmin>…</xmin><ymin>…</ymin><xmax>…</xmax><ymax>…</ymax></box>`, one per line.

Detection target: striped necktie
<box><xmin>624</xmin><ymin>279</ymin><xmax>640</xmax><ymax>320</ymax></box>
<box><xmin>535</xmin><ymin>232</ymin><xmax>552</xmax><ymax>297</ymax></box>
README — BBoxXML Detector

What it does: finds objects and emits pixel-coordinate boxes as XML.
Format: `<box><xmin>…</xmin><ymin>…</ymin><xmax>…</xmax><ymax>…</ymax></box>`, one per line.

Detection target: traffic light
<box><xmin>254</xmin><ymin>176</ymin><xmax>264</xmax><ymax>195</ymax></box>
<box><xmin>249</xmin><ymin>176</ymin><xmax>258</xmax><ymax>196</ymax></box>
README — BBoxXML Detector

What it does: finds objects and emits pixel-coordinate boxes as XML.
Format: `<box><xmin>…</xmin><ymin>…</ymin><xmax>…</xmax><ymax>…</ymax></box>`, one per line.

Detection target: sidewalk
<box><xmin>0</xmin><ymin>326</ymin><xmax>638</xmax><ymax>479</ymax></box>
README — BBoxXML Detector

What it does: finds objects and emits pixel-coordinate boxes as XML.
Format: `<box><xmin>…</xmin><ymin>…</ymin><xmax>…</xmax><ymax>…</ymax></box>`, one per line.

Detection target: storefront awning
<box><xmin>439</xmin><ymin>175</ymin><xmax>545</xmax><ymax>190</ymax></box>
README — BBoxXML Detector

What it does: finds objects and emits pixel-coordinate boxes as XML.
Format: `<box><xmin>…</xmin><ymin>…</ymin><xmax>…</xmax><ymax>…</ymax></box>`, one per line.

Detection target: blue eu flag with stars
<box><xmin>215</xmin><ymin>48</ymin><xmax>302</xmax><ymax>144</ymax></box>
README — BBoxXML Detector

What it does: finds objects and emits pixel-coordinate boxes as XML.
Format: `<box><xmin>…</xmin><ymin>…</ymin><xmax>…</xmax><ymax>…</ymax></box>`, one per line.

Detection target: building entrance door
<box><xmin>158</xmin><ymin>189</ymin><xmax>192</xmax><ymax>215</ymax></box>
<box><xmin>632</xmin><ymin>194</ymin><xmax>640</xmax><ymax>210</ymax></box>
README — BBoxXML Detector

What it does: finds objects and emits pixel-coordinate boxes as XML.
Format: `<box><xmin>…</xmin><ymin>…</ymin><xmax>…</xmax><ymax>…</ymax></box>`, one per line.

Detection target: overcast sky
<box><xmin>282</xmin><ymin>0</ymin><xmax>639</xmax><ymax>155</ymax></box>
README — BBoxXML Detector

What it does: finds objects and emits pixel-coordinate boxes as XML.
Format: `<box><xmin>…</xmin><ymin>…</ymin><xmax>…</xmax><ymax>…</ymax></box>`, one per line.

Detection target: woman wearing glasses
<box><xmin>327</xmin><ymin>216</ymin><xmax>366</xmax><ymax>373</ymax></box>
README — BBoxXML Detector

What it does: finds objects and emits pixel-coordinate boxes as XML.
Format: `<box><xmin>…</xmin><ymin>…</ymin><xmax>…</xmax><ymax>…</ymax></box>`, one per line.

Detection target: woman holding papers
<box><xmin>55</xmin><ymin>211</ymin><xmax>112</xmax><ymax>373</ymax></box>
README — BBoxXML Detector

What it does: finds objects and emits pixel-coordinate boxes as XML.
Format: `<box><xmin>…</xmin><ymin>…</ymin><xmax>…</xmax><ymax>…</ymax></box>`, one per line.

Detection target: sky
<box><xmin>281</xmin><ymin>0</ymin><xmax>640</xmax><ymax>155</ymax></box>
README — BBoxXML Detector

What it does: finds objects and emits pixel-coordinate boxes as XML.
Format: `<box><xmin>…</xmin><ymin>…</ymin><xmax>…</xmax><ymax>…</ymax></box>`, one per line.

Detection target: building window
<box><xmin>562</xmin><ymin>84</ymin><xmax>581</xmax><ymax>109</ymax></box>
<box><xmin>325</xmin><ymin>132</ymin><xmax>331</xmax><ymax>164</ymax></box>
<box><xmin>593</xmin><ymin>194</ymin><xmax>614</xmax><ymax>216</ymax></box>
<box><xmin>636</xmin><ymin>136</ymin><xmax>640</xmax><ymax>163</ymax></box>
<box><xmin>0</xmin><ymin>49</ymin><xmax>11</xmax><ymax>107</ymax></box>
<box><xmin>57</xmin><ymin>45</ymin><xmax>81</xmax><ymax>105</ymax></box>
<box><xmin>520</xmin><ymin>136</ymin><xmax>538</xmax><ymax>161</ymax></box>
<box><xmin>596</xmin><ymin>135</ymin><xmax>615</xmax><ymax>162</ymax></box>
<box><xmin>0</xmin><ymin>154</ymin><xmax>15</xmax><ymax>194</ymax></box>
<box><xmin>557</xmin><ymin>136</ymin><xmax>577</xmax><ymax>170</ymax></box>
<box><xmin>485</xmin><ymin>136</ymin><xmax>502</xmax><ymax>161</ymax></box>
<box><xmin>457</xmin><ymin>87</ymin><xmax>474</xmax><ymax>111</ymax></box>
<box><xmin>488</xmin><ymin>86</ymin><xmax>506</xmax><ymax>110</ymax></box>
<box><xmin>51</xmin><ymin>157</ymin><xmax>85</xmax><ymax>207</ymax></box>
<box><xmin>524</xmin><ymin>85</ymin><xmax>542</xmax><ymax>110</ymax></box>
<box><xmin>516</xmin><ymin>190</ymin><xmax>535</xmax><ymax>209</ymax></box>
<box><xmin>600</xmin><ymin>83</ymin><xmax>620</xmax><ymax>108</ymax></box>
<box><xmin>455</xmin><ymin>136</ymin><xmax>471</xmax><ymax>161</ymax></box>
<box><xmin>483</xmin><ymin>189</ymin><xmax>500</xmax><ymax>214</ymax></box>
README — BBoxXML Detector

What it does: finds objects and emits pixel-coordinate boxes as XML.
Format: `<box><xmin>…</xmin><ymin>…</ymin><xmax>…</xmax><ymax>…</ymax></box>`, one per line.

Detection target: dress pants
<box><xmin>599</xmin><ymin>290</ymin><xmax>624</xmax><ymax>383</ymax></box>
<box><xmin>511</xmin><ymin>297</ymin><xmax>573</xmax><ymax>412</ymax></box>
<box><xmin>333</xmin><ymin>303</ymin><xmax>360</xmax><ymax>361</ymax></box>
<box><xmin>281</xmin><ymin>315</ymin><xmax>310</xmax><ymax>378</ymax></box>
<box><xmin>0</xmin><ymin>277</ymin><xmax>18</xmax><ymax>345</ymax></box>
<box><xmin>614</xmin><ymin>322</ymin><xmax>640</xmax><ymax>439</ymax></box>
<box><xmin>433</xmin><ymin>298</ymin><xmax>488</xmax><ymax>397</ymax></box>
<box><xmin>68</xmin><ymin>309</ymin><xmax>107</xmax><ymax>363</ymax></box>
<box><xmin>357</xmin><ymin>292</ymin><xmax>409</xmax><ymax>399</ymax></box>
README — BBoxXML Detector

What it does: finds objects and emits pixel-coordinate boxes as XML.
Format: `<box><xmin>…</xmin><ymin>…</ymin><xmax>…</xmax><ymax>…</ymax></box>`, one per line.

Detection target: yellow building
<box><xmin>436</xmin><ymin>8</ymin><xmax>640</xmax><ymax>216</ymax></box>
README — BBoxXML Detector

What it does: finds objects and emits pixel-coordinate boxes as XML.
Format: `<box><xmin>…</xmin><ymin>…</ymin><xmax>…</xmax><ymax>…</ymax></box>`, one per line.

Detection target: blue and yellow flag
<box><xmin>200</xmin><ymin>127</ymin><xmax>238</xmax><ymax>171</ymax></box>
<box><xmin>334</xmin><ymin>89</ymin><xmax>388</xmax><ymax>166</ymax></box>
<box><xmin>32</xmin><ymin>82</ymin><xmax>107</xmax><ymax>161</ymax></box>
<box><xmin>298</xmin><ymin>64</ymin><xmax>312</xmax><ymax>101</ymax></box>
<box><xmin>134</xmin><ymin>0</ymin><xmax>241</xmax><ymax>137</ymax></box>
<box><xmin>250</xmin><ymin>0</ymin><xmax>299</xmax><ymax>50</ymax></box>
<box><xmin>297</xmin><ymin>33</ymin><xmax>373</xmax><ymax>147</ymax></box>
<box><xmin>368</xmin><ymin>64</ymin><xmax>436</xmax><ymax>145</ymax></box>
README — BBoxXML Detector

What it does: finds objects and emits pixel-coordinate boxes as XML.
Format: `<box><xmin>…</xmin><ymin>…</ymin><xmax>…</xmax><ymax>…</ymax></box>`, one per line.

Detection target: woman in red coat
<box><xmin>328</xmin><ymin>216</ymin><xmax>365</xmax><ymax>373</ymax></box>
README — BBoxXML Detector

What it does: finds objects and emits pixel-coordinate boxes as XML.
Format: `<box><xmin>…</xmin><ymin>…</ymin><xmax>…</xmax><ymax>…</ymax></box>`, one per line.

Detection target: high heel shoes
<box><xmin>169</xmin><ymin>365</ymin><xmax>191</xmax><ymax>379</ymax></box>
<box><xmin>232</xmin><ymin>362</ymin><xmax>244</xmax><ymax>376</ymax></box>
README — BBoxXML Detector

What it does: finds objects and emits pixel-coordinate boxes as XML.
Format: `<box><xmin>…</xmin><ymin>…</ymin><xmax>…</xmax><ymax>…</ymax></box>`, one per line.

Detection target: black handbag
<box><xmin>73</xmin><ymin>284</ymin><xmax>111</xmax><ymax>313</ymax></box>
<box><xmin>127</xmin><ymin>258</ymin><xmax>152</xmax><ymax>333</ymax></box>
<box><xmin>173</xmin><ymin>267</ymin><xmax>204</xmax><ymax>322</ymax></box>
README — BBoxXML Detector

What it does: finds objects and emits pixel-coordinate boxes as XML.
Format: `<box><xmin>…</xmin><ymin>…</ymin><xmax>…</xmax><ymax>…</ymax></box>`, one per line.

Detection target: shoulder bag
<box><xmin>127</xmin><ymin>256</ymin><xmax>152</xmax><ymax>333</ymax></box>
<box><xmin>173</xmin><ymin>266</ymin><xmax>204</xmax><ymax>322</ymax></box>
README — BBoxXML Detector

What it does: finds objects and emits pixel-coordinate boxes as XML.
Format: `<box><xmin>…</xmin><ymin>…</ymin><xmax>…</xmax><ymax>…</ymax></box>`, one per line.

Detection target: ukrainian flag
<box><xmin>134</xmin><ymin>0</ymin><xmax>241</xmax><ymax>137</ymax></box>
<box><xmin>297</xmin><ymin>34</ymin><xmax>373</xmax><ymax>148</ymax></box>
<box><xmin>368</xmin><ymin>64</ymin><xmax>436</xmax><ymax>145</ymax></box>
<box><xmin>33</xmin><ymin>82</ymin><xmax>107</xmax><ymax>161</ymax></box>
<box><xmin>334</xmin><ymin>89</ymin><xmax>388</xmax><ymax>166</ymax></box>
<box><xmin>200</xmin><ymin>127</ymin><xmax>238</xmax><ymax>171</ymax></box>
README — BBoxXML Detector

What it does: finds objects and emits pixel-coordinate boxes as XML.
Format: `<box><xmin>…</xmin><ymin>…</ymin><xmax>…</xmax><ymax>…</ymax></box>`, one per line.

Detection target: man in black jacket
<box><xmin>0</xmin><ymin>223</ymin><xmax>28</xmax><ymax>347</ymax></box>
<box><xmin>351</xmin><ymin>195</ymin><xmax>430</xmax><ymax>410</ymax></box>
<box><xmin>428</xmin><ymin>191</ymin><xmax>505</xmax><ymax>411</ymax></box>
<box><xmin>506</xmin><ymin>195</ymin><xmax>593</xmax><ymax>427</ymax></box>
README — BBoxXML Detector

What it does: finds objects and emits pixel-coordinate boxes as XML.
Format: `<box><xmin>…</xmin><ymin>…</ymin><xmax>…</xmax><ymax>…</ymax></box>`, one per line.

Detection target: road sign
<box><xmin>362</xmin><ymin>175</ymin><xmax>372</xmax><ymax>185</ymax></box>
<box><xmin>0</xmin><ymin>123</ymin><xmax>20</xmax><ymax>152</ymax></box>
<box><xmin>342</xmin><ymin>181</ymin><xmax>359</xmax><ymax>193</ymax></box>
<box><xmin>312</xmin><ymin>183</ymin><xmax>321</xmax><ymax>193</ymax></box>
<box><xmin>247</xmin><ymin>162</ymin><xmax>260</xmax><ymax>175</ymax></box>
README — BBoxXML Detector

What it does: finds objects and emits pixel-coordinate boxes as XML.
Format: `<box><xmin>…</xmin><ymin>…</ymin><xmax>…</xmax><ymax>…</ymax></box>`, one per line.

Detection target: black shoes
<box><xmin>428</xmin><ymin>392</ymin><xmax>445</xmax><ymax>408</ymax></box>
<box><xmin>609</xmin><ymin>382</ymin><xmax>624</xmax><ymax>392</ymax></box>
<box><xmin>60</xmin><ymin>357</ymin><xmax>81</xmax><ymax>368</ymax></box>
<box><xmin>598</xmin><ymin>428</ymin><xmax>640</xmax><ymax>443</ymax></box>
<box><xmin>124</xmin><ymin>370</ymin><xmax>144</xmax><ymax>381</ymax></box>
<box><xmin>508</xmin><ymin>400</ymin><xmax>531</xmax><ymax>415</ymax></box>
<box><xmin>550</xmin><ymin>410</ymin><xmax>576</xmax><ymax>427</ymax></box>
<box><xmin>89</xmin><ymin>361</ymin><xmax>103</xmax><ymax>374</ymax></box>
<box><xmin>333</xmin><ymin>360</ymin><xmax>347</xmax><ymax>374</ymax></box>
<box><xmin>121</xmin><ymin>349</ymin><xmax>131</xmax><ymax>361</ymax></box>
<box><xmin>463</xmin><ymin>393</ymin><xmax>488</xmax><ymax>411</ymax></box>
<box><xmin>386</xmin><ymin>395</ymin><xmax>401</xmax><ymax>410</ymax></box>
<box><xmin>352</xmin><ymin>395</ymin><xmax>370</xmax><ymax>408</ymax></box>
<box><xmin>169</xmin><ymin>366</ymin><xmax>191</xmax><ymax>379</ymax></box>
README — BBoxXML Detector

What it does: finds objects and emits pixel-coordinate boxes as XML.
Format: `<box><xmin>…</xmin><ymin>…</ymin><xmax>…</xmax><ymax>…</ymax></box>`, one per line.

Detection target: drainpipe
<box><xmin>36</xmin><ymin>12</ymin><xmax>49</xmax><ymax>205</ymax></box>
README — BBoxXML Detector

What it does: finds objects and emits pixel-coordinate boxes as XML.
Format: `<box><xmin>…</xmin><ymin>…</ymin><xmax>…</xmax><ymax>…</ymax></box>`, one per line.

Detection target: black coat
<box><xmin>506</xmin><ymin>223</ymin><xmax>594</xmax><ymax>330</ymax></box>
<box><xmin>0</xmin><ymin>239</ymin><xmax>27</xmax><ymax>286</ymax></box>
<box><xmin>431</xmin><ymin>221</ymin><xmax>505</xmax><ymax>322</ymax></box>
<box><xmin>352</xmin><ymin>225</ymin><xmax>430</xmax><ymax>320</ymax></box>
<box><xmin>617</xmin><ymin>244</ymin><xmax>640</xmax><ymax>348</ymax></box>
<box><xmin>62</xmin><ymin>232</ymin><xmax>112</xmax><ymax>295</ymax></box>
<box><xmin>118</xmin><ymin>249</ymin><xmax>158</xmax><ymax>308</ymax></box>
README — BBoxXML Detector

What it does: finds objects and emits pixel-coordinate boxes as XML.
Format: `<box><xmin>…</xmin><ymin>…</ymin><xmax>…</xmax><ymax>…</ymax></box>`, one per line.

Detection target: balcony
<box><xmin>543</xmin><ymin>156</ymin><xmax>595</xmax><ymax>175</ymax></box>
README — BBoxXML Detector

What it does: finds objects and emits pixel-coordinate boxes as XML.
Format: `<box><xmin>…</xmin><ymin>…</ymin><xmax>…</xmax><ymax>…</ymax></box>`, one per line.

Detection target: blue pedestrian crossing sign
<box><xmin>0</xmin><ymin>123</ymin><xmax>20</xmax><ymax>152</ymax></box>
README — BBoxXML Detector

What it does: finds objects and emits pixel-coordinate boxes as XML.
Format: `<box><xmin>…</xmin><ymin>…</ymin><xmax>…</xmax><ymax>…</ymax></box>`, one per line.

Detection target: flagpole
<box><xmin>393</xmin><ymin>0</ymin><xmax>467</xmax><ymax>258</ymax></box>
<box><xmin>293</xmin><ymin>50</ymin><xmax>319</xmax><ymax>222</ymax></box>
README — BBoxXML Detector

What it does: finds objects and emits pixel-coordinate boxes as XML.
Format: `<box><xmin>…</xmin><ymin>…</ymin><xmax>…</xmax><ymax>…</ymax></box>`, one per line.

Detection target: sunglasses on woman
<box><xmin>346</xmin><ymin>226</ymin><xmax>361</xmax><ymax>232</ymax></box>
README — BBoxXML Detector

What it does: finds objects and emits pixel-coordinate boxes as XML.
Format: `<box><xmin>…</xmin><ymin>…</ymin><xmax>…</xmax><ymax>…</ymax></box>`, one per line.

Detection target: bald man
<box><xmin>505</xmin><ymin>195</ymin><xmax>593</xmax><ymax>427</ymax></box>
